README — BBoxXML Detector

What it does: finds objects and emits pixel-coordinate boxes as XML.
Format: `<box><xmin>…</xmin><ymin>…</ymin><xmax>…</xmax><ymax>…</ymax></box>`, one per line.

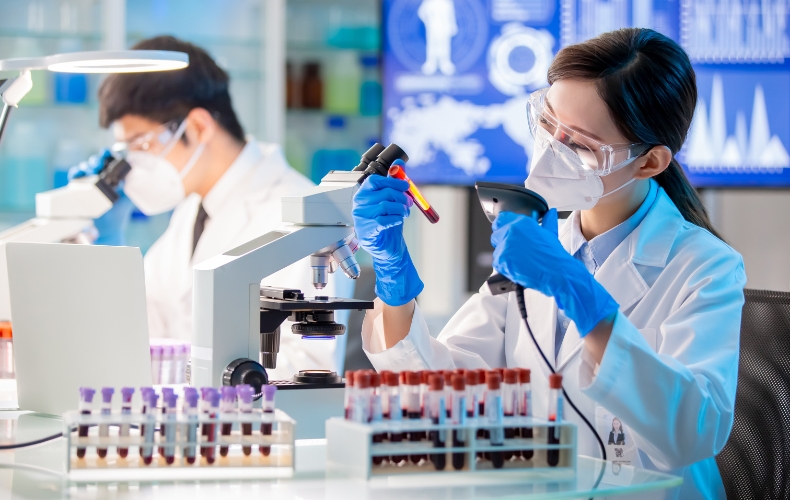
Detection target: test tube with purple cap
<box><xmin>205</xmin><ymin>389</ymin><xmax>220</xmax><ymax>464</ymax></box>
<box><xmin>138</xmin><ymin>387</ymin><xmax>154</xmax><ymax>459</ymax></box>
<box><xmin>220</xmin><ymin>386</ymin><xmax>237</xmax><ymax>457</ymax></box>
<box><xmin>118</xmin><ymin>387</ymin><xmax>134</xmax><ymax>458</ymax></box>
<box><xmin>260</xmin><ymin>385</ymin><xmax>277</xmax><ymax>456</ymax></box>
<box><xmin>97</xmin><ymin>387</ymin><xmax>114</xmax><ymax>458</ymax></box>
<box><xmin>159</xmin><ymin>387</ymin><xmax>174</xmax><ymax>457</ymax></box>
<box><xmin>141</xmin><ymin>391</ymin><xmax>158</xmax><ymax>465</ymax></box>
<box><xmin>237</xmin><ymin>385</ymin><xmax>254</xmax><ymax>456</ymax></box>
<box><xmin>77</xmin><ymin>387</ymin><xmax>95</xmax><ymax>459</ymax></box>
<box><xmin>163</xmin><ymin>391</ymin><xmax>178</xmax><ymax>464</ymax></box>
<box><xmin>183</xmin><ymin>387</ymin><xmax>199</xmax><ymax>465</ymax></box>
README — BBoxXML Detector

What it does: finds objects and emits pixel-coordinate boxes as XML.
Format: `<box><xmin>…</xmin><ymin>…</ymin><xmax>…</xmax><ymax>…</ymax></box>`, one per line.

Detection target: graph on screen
<box><xmin>560</xmin><ymin>0</ymin><xmax>678</xmax><ymax>45</ymax></box>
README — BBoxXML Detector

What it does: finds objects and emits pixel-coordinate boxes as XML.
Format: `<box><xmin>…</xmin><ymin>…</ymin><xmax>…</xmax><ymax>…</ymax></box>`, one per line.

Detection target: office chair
<box><xmin>717</xmin><ymin>289</ymin><xmax>790</xmax><ymax>499</ymax></box>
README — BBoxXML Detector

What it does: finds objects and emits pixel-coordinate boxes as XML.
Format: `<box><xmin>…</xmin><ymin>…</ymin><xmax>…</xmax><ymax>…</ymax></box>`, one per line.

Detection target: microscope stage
<box><xmin>259</xmin><ymin>296</ymin><xmax>374</xmax><ymax>312</ymax></box>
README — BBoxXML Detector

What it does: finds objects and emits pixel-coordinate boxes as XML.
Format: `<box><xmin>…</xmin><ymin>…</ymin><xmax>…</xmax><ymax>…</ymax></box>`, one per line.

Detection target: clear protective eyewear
<box><xmin>112</xmin><ymin>120</ymin><xmax>185</xmax><ymax>156</ymax></box>
<box><xmin>527</xmin><ymin>88</ymin><xmax>651</xmax><ymax>175</ymax></box>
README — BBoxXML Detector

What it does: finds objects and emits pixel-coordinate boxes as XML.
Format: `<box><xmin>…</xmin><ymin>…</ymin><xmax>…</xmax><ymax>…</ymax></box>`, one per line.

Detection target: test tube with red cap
<box><xmin>388</xmin><ymin>164</ymin><xmax>440</xmax><ymax>224</ymax></box>
<box><xmin>236</xmin><ymin>385</ymin><xmax>254</xmax><ymax>456</ymax></box>
<box><xmin>405</xmin><ymin>371</ymin><xmax>424</xmax><ymax>464</ymax></box>
<box><xmin>428</xmin><ymin>374</ymin><xmax>447</xmax><ymax>470</ymax></box>
<box><xmin>399</xmin><ymin>371</ymin><xmax>410</xmax><ymax>418</ymax></box>
<box><xmin>503</xmin><ymin>369</ymin><xmax>518</xmax><ymax>460</ymax></box>
<box><xmin>118</xmin><ymin>387</ymin><xmax>134</xmax><ymax>459</ymax></box>
<box><xmin>354</xmin><ymin>371</ymin><xmax>372</xmax><ymax>423</ymax></box>
<box><xmin>442</xmin><ymin>371</ymin><xmax>454</xmax><ymax>418</ymax></box>
<box><xmin>517</xmin><ymin>368</ymin><xmax>534</xmax><ymax>460</ymax></box>
<box><xmin>183</xmin><ymin>387</ymin><xmax>199</xmax><ymax>464</ymax></box>
<box><xmin>464</xmin><ymin>370</ymin><xmax>478</xmax><ymax>420</ymax></box>
<box><xmin>386</xmin><ymin>371</ymin><xmax>406</xmax><ymax>465</ymax></box>
<box><xmin>219</xmin><ymin>386</ymin><xmax>237</xmax><ymax>457</ymax></box>
<box><xmin>379</xmin><ymin>370</ymin><xmax>394</xmax><ymax>420</ymax></box>
<box><xmin>97</xmin><ymin>387</ymin><xmax>113</xmax><ymax>458</ymax></box>
<box><xmin>77</xmin><ymin>387</ymin><xmax>95</xmax><ymax>459</ymax></box>
<box><xmin>370</xmin><ymin>373</ymin><xmax>386</xmax><ymax>465</ymax></box>
<box><xmin>547</xmin><ymin>374</ymin><xmax>563</xmax><ymax>466</ymax></box>
<box><xmin>163</xmin><ymin>391</ymin><xmax>178</xmax><ymax>464</ymax></box>
<box><xmin>486</xmin><ymin>372</ymin><xmax>505</xmax><ymax>469</ymax></box>
<box><xmin>450</xmin><ymin>374</ymin><xmax>467</xmax><ymax>470</ymax></box>
<box><xmin>261</xmin><ymin>385</ymin><xmax>277</xmax><ymax>456</ymax></box>
<box><xmin>344</xmin><ymin>370</ymin><xmax>355</xmax><ymax>420</ymax></box>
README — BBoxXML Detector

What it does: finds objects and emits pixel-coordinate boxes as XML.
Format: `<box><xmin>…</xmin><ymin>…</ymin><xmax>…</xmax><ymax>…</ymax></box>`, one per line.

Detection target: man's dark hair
<box><xmin>98</xmin><ymin>36</ymin><xmax>245</xmax><ymax>143</ymax></box>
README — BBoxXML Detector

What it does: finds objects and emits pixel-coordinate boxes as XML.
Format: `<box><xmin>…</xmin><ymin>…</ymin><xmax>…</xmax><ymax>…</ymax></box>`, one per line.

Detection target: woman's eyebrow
<box><xmin>544</xmin><ymin>96</ymin><xmax>606</xmax><ymax>143</ymax></box>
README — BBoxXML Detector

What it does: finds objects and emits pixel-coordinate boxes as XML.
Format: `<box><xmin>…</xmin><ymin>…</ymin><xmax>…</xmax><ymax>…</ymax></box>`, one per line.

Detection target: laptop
<box><xmin>5</xmin><ymin>242</ymin><xmax>152</xmax><ymax>415</ymax></box>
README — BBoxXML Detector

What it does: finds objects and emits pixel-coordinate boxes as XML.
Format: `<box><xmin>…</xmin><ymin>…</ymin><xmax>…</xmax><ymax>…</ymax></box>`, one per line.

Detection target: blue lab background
<box><xmin>382</xmin><ymin>0</ymin><xmax>790</xmax><ymax>188</ymax></box>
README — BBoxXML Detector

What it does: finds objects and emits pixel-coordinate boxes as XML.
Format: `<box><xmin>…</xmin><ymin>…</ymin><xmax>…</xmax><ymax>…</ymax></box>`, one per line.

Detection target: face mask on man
<box><xmin>123</xmin><ymin>120</ymin><xmax>206</xmax><ymax>215</ymax></box>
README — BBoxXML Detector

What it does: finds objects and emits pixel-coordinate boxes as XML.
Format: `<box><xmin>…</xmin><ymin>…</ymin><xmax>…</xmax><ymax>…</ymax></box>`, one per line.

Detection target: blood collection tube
<box><xmin>344</xmin><ymin>370</ymin><xmax>355</xmax><ymax>420</ymax></box>
<box><xmin>163</xmin><ymin>392</ymin><xmax>178</xmax><ymax>464</ymax></box>
<box><xmin>354</xmin><ymin>371</ymin><xmax>372</xmax><ymax>423</ymax></box>
<box><xmin>451</xmin><ymin>374</ymin><xmax>467</xmax><ymax>470</ymax></box>
<box><xmin>503</xmin><ymin>369</ymin><xmax>518</xmax><ymax>460</ymax></box>
<box><xmin>237</xmin><ymin>384</ymin><xmax>254</xmax><ymax>456</ymax></box>
<box><xmin>97</xmin><ymin>387</ymin><xmax>113</xmax><ymax>459</ymax></box>
<box><xmin>205</xmin><ymin>389</ymin><xmax>220</xmax><ymax>464</ymax></box>
<box><xmin>199</xmin><ymin>387</ymin><xmax>210</xmax><ymax>457</ymax></box>
<box><xmin>219</xmin><ymin>386</ymin><xmax>237</xmax><ymax>457</ymax></box>
<box><xmin>428</xmin><ymin>374</ymin><xmax>447</xmax><ymax>471</ymax></box>
<box><xmin>183</xmin><ymin>387</ymin><xmax>199</xmax><ymax>465</ymax></box>
<box><xmin>517</xmin><ymin>368</ymin><xmax>534</xmax><ymax>460</ymax></box>
<box><xmin>370</xmin><ymin>373</ymin><xmax>385</xmax><ymax>465</ymax></box>
<box><xmin>76</xmin><ymin>387</ymin><xmax>95</xmax><ymax>459</ymax></box>
<box><xmin>141</xmin><ymin>391</ymin><xmax>158</xmax><ymax>465</ymax></box>
<box><xmin>406</xmin><ymin>371</ymin><xmax>423</xmax><ymax>464</ymax></box>
<box><xmin>379</xmin><ymin>371</ymin><xmax>393</xmax><ymax>420</ymax></box>
<box><xmin>139</xmin><ymin>387</ymin><xmax>153</xmax><ymax>459</ymax></box>
<box><xmin>118</xmin><ymin>387</ymin><xmax>134</xmax><ymax>459</ymax></box>
<box><xmin>486</xmin><ymin>372</ymin><xmax>505</xmax><ymax>469</ymax></box>
<box><xmin>386</xmin><ymin>371</ymin><xmax>406</xmax><ymax>465</ymax></box>
<box><xmin>418</xmin><ymin>370</ymin><xmax>431</xmax><ymax>462</ymax></box>
<box><xmin>261</xmin><ymin>385</ymin><xmax>277</xmax><ymax>457</ymax></box>
<box><xmin>159</xmin><ymin>387</ymin><xmax>174</xmax><ymax>457</ymax></box>
<box><xmin>475</xmin><ymin>369</ymin><xmax>487</xmax><ymax>419</ymax></box>
<box><xmin>388</xmin><ymin>164</ymin><xmax>440</xmax><ymax>224</ymax></box>
<box><xmin>442</xmin><ymin>371</ymin><xmax>454</xmax><ymax>418</ymax></box>
<box><xmin>547</xmin><ymin>374</ymin><xmax>563</xmax><ymax>467</ymax></box>
<box><xmin>464</xmin><ymin>370</ymin><xmax>478</xmax><ymax>419</ymax></box>
<box><xmin>399</xmin><ymin>371</ymin><xmax>410</xmax><ymax>418</ymax></box>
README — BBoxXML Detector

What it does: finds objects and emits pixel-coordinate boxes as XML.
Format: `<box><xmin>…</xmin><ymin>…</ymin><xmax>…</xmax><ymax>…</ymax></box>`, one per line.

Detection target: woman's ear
<box><xmin>634</xmin><ymin>145</ymin><xmax>672</xmax><ymax>180</ymax></box>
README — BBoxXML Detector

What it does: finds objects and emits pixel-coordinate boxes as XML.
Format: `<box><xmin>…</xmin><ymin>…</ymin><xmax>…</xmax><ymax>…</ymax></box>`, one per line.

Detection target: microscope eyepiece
<box><xmin>353</xmin><ymin>143</ymin><xmax>386</xmax><ymax>171</ymax></box>
<box><xmin>360</xmin><ymin>143</ymin><xmax>409</xmax><ymax>180</ymax></box>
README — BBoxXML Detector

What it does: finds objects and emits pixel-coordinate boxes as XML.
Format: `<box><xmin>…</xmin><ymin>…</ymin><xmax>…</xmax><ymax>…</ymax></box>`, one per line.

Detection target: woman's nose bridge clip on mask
<box><xmin>475</xmin><ymin>182</ymin><xmax>549</xmax><ymax>295</ymax></box>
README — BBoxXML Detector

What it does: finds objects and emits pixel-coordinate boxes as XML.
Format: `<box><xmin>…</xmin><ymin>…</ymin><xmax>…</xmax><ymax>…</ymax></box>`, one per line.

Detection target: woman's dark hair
<box><xmin>98</xmin><ymin>36</ymin><xmax>245</xmax><ymax>143</ymax></box>
<box><xmin>547</xmin><ymin>28</ymin><xmax>721</xmax><ymax>239</ymax></box>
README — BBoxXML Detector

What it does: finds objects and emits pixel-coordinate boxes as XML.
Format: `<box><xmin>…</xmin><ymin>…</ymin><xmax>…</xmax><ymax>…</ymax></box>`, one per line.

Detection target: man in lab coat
<box><xmin>95</xmin><ymin>36</ymin><xmax>344</xmax><ymax>380</ymax></box>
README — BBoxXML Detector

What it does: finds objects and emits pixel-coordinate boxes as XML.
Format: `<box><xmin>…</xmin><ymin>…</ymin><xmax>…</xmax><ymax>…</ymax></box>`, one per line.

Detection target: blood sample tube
<box><xmin>261</xmin><ymin>385</ymin><xmax>277</xmax><ymax>457</ymax></box>
<box><xmin>451</xmin><ymin>374</ymin><xmax>467</xmax><ymax>470</ymax></box>
<box><xmin>517</xmin><ymin>368</ymin><xmax>534</xmax><ymax>460</ymax></box>
<box><xmin>183</xmin><ymin>387</ymin><xmax>199</xmax><ymax>465</ymax></box>
<box><xmin>118</xmin><ymin>387</ymin><xmax>134</xmax><ymax>459</ymax></box>
<box><xmin>406</xmin><ymin>371</ymin><xmax>423</xmax><ymax>464</ymax></box>
<box><xmin>370</xmin><ymin>373</ymin><xmax>385</xmax><ymax>465</ymax></box>
<box><xmin>386</xmin><ymin>371</ymin><xmax>406</xmax><ymax>465</ymax></box>
<box><xmin>141</xmin><ymin>391</ymin><xmax>158</xmax><ymax>465</ymax></box>
<box><xmin>464</xmin><ymin>370</ymin><xmax>478</xmax><ymax>419</ymax></box>
<box><xmin>76</xmin><ymin>387</ymin><xmax>95</xmax><ymax>459</ymax></box>
<box><xmin>199</xmin><ymin>387</ymin><xmax>210</xmax><ymax>457</ymax></box>
<box><xmin>443</xmin><ymin>371</ymin><xmax>454</xmax><ymax>418</ymax></box>
<box><xmin>163</xmin><ymin>392</ymin><xmax>178</xmax><ymax>465</ymax></box>
<box><xmin>97</xmin><ymin>387</ymin><xmax>113</xmax><ymax>459</ymax></box>
<box><xmin>205</xmin><ymin>389</ymin><xmax>220</xmax><ymax>464</ymax></box>
<box><xmin>486</xmin><ymin>372</ymin><xmax>505</xmax><ymax>469</ymax></box>
<box><xmin>388</xmin><ymin>164</ymin><xmax>440</xmax><ymax>223</ymax></box>
<box><xmin>399</xmin><ymin>371</ymin><xmax>411</xmax><ymax>418</ymax></box>
<box><xmin>354</xmin><ymin>371</ymin><xmax>372</xmax><ymax>423</ymax></box>
<box><xmin>379</xmin><ymin>371</ymin><xmax>393</xmax><ymax>420</ymax></box>
<box><xmin>219</xmin><ymin>386</ymin><xmax>237</xmax><ymax>457</ymax></box>
<box><xmin>139</xmin><ymin>387</ymin><xmax>153</xmax><ymax>459</ymax></box>
<box><xmin>159</xmin><ymin>387</ymin><xmax>174</xmax><ymax>457</ymax></box>
<box><xmin>237</xmin><ymin>384</ymin><xmax>254</xmax><ymax>456</ymax></box>
<box><xmin>428</xmin><ymin>374</ymin><xmax>447</xmax><ymax>471</ymax></box>
<box><xmin>475</xmin><ymin>369</ymin><xmax>487</xmax><ymax>419</ymax></box>
<box><xmin>344</xmin><ymin>370</ymin><xmax>355</xmax><ymax>420</ymax></box>
<box><xmin>503</xmin><ymin>369</ymin><xmax>518</xmax><ymax>460</ymax></box>
<box><xmin>547</xmin><ymin>374</ymin><xmax>563</xmax><ymax>467</ymax></box>
<box><xmin>418</xmin><ymin>370</ymin><xmax>431</xmax><ymax>462</ymax></box>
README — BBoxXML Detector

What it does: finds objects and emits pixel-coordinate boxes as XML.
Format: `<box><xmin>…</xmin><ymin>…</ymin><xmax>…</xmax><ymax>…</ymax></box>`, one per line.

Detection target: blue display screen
<box><xmin>382</xmin><ymin>0</ymin><xmax>790</xmax><ymax>188</ymax></box>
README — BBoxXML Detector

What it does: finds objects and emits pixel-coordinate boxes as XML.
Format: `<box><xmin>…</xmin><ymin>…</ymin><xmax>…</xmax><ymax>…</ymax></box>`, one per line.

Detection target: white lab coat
<box><xmin>362</xmin><ymin>187</ymin><xmax>746</xmax><ymax>500</ymax></box>
<box><xmin>144</xmin><ymin>140</ymin><xmax>342</xmax><ymax>380</ymax></box>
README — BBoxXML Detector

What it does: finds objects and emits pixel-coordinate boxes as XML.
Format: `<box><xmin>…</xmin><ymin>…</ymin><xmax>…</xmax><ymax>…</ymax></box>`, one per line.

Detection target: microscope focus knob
<box><xmin>222</xmin><ymin>358</ymin><xmax>269</xmax><ymax>399</ymax></box>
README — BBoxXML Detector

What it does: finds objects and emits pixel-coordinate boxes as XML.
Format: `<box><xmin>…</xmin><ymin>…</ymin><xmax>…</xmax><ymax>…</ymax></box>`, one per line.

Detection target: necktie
<box><xmin>192</xmin><ymin>203</ymin><xmax>209</xmax><ymax>257</ymax></box>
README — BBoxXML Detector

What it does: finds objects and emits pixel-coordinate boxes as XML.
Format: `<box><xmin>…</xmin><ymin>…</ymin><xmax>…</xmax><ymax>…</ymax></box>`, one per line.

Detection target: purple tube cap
<box><xmin>263</xmin><ymin>384</ymin><xmax>277</xmax><ymax>401</ymax></box>
<box><xmin>147</xmin><ymin>392</ymin><xmax>159</xmax><ymax>406</ymax></box>
<box><xmin>101</xmin><ymin>387</ymin><xmax>114</xmax><ymax>403</ymax></box>
<box><xmin>121</xmin><ymin>387</ymin><xmax>135</xmax><ymax>402</ymax></box>
<box><xmin>221</xmin><ymin>386</ymin><xmax>237</xmax><ymax>402</ymax></box>
<box><xmin>161</xmin><ymin>387</ymin><xmax>175</xmax><ymax>397</ymax></box>
<box><xmin>237</xmin><ymin>385</ymin><xmax>254</xmax><ymax>404</ymax></box>
<box><xmin>164</xmin><ymin>392</ymin><xmax>178</xmax><ymax>408</ymax></box>
<box><xmin>208</xmin><ymin>389</ymin><xmax>221</xmax><ymax>407</ymax></box>
<box><xmin>184</xmin><ymin>388</ymin><xmax>199</xmax><ymax>407</ymax></box>
<box><xmin>79</xmin><ymin>387</ymin><xmax>95</xmax><ymax>402</ymax></box>
<box><xmin>150</xmin><ymin>345</ymin><xmax>163</xmax><ymax>356</ymax></box>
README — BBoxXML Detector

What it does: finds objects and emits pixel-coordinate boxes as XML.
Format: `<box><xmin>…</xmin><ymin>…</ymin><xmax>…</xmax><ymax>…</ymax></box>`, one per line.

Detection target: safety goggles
<box><xmin>113</xmin><ymin>120</ymin><xmax>186</xmax><ymax>156</ymax></box>
<box><xmin>527</xmin><ymin>87</ymin><xmax>651</xmax><ymax>175</ymax></box>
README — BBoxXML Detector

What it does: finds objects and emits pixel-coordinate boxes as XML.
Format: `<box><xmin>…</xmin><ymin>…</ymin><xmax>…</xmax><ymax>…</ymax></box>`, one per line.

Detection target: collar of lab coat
<box><xmin>546</xmin><ymin>186</ymin><xmax>685</xmax><ymax>371</ymax></box>
<box><xmin>200</xmin><ymin>139</ymin><xmax>264</xmax><ymax>219</ymax></box>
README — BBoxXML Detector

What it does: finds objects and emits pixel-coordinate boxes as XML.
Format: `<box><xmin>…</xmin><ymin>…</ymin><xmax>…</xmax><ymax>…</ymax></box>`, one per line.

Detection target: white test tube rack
<box><xmin>326</xmin><ymin>416</ymin><xmax>577</xmax><ymax>480</ymax></box>
<box><xmin>62</xmin><ymin>408</ymin><xmax>295</xmax><ymax>482</ymax></box>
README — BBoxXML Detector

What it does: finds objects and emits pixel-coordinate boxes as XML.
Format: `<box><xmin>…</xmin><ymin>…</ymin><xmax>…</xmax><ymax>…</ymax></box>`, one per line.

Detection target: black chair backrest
<box><xmin>717</xmin><ymin>289</ymin><xmax>790</xmax><ymax>499</ymax></box>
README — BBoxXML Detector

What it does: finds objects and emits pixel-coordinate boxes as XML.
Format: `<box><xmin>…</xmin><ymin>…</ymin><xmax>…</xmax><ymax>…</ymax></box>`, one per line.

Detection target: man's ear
<box><xmin>634</xmin><ymin>145</ymin><xmax>672</xmax><ymax>180</ymax></box>
<box><xmin>185</xmin><ymin>107</ymin><xmax>217</xmax><ymax>145</ymax></box>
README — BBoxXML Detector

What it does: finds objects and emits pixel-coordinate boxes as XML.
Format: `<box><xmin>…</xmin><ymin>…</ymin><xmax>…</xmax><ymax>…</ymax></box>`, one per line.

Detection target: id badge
<box><xmin>595</xmin><ymin>405</ymin><xmax>643</xmax><ymax>469</ymax></box>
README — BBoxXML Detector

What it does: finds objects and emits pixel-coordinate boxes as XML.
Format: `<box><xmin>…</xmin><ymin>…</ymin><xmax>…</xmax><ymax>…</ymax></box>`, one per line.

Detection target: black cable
<box><xmin>514</xmin><ymin>284</ymin><xmax>607</xmax><ymax>462</ymax></box>
<box><xmin>0</xmin><ymin>432</ymin><xmax>62</xmax><ymax>450</ymax></box>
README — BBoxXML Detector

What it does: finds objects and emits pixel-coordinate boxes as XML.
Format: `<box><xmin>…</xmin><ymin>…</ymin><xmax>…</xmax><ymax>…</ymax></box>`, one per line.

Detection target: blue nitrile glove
<box><xmin>68</xmin><ymin>149</ymin><xmax>135</xmax><ymax>246</ymax></box>
<box><xmin>352</xmin><ymin>171</ymin><xmax>424</xmax><ymax>306</ymax></box>
<box><xmin>491</xmin><ymin>209</ymin><xmax>619</xmax><ymax>336</ymax></box>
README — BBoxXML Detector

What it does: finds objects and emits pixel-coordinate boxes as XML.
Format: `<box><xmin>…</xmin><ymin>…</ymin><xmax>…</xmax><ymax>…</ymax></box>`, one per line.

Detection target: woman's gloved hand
<box><xmin>491</xmin><ymin>209</ymin><xmax>619</xmax><ymax>336</ymax></box>
<box><xmin>68</xmin><ymin>149</ymin><xmax>135</xmax><ymax>246</ymax></box>
<box><xmin>352</xmin><ymin>168</ymin><xmax>424</xmax><ymax>306</ymax></box>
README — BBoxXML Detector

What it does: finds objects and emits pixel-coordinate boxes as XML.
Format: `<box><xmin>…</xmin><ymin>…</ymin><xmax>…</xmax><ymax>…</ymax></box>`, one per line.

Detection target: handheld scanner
<box><xmin>389</xmin><ymin>163</ymin><xmax>440</xmax><ymax>224</ymax></box>
<box><xmin>474</xmin><ymin>182</ymin><xmax>549</xmax><ymax>296</ymax></box>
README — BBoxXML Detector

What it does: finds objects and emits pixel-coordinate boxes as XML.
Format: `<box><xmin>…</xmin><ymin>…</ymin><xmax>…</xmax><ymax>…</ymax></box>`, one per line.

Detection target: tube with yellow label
<box><xmin>388</xmin><ymin>164</ymin><xmax>440</xmax><ymax>224</ymax></box>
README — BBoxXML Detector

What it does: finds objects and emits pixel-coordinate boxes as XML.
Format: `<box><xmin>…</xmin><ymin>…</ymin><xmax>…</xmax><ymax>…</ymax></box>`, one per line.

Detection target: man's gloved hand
<box><xmin>352</xmin><ymin>168</ymin><xmax>424</xmax><ymax>306</ymax></box>
<box><xmin>490</xmin><ymin>209</ymin><xmax>619</xmax><ymax>336</ymax></box>
<box><xmin>68</xmin><ymin>149</ymin><xmax>135</xmax><ymax>246</ymax></box>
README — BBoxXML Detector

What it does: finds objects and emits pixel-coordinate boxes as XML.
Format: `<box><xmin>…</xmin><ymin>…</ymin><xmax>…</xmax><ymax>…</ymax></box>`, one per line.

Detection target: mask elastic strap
<box><xmin>179</xmin><ymin>141</ymin><xmax>206</xmax><ymax>180</ymax></box>
<box><xmin>160</xmin><ymin>119</ymin><xmax>189</xmax><ymax>158</ymax></box>
<box><xmin>599</xmin><ymin>177</ymin><xmax>636</xmax><ymax>200</ymax></box>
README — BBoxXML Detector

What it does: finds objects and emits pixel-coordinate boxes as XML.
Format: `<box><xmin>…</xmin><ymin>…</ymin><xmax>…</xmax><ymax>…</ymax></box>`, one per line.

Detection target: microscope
<box><xmin>190</xmin><ymin>143</ymin><xmax>407</xmax><ymax>437</ymax></box>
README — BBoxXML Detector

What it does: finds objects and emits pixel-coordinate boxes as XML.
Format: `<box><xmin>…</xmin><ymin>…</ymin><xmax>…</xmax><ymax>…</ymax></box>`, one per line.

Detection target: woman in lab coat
<box><xmin>352</xmin><ymin>28</ymin><xmax>745</xmax><ymax>499</ymax></box>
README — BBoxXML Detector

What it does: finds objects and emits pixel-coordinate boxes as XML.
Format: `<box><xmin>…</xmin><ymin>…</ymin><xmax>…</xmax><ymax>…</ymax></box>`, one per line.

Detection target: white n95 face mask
<box><xmin>123</xmin><ymin>121</ymin><xmax>206</xmax><ymax>216</ymax></box>
<box><xmin>525</xmin><ymin>127</ymin><xmax>636</xmax><ymax>212</ymax></box>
